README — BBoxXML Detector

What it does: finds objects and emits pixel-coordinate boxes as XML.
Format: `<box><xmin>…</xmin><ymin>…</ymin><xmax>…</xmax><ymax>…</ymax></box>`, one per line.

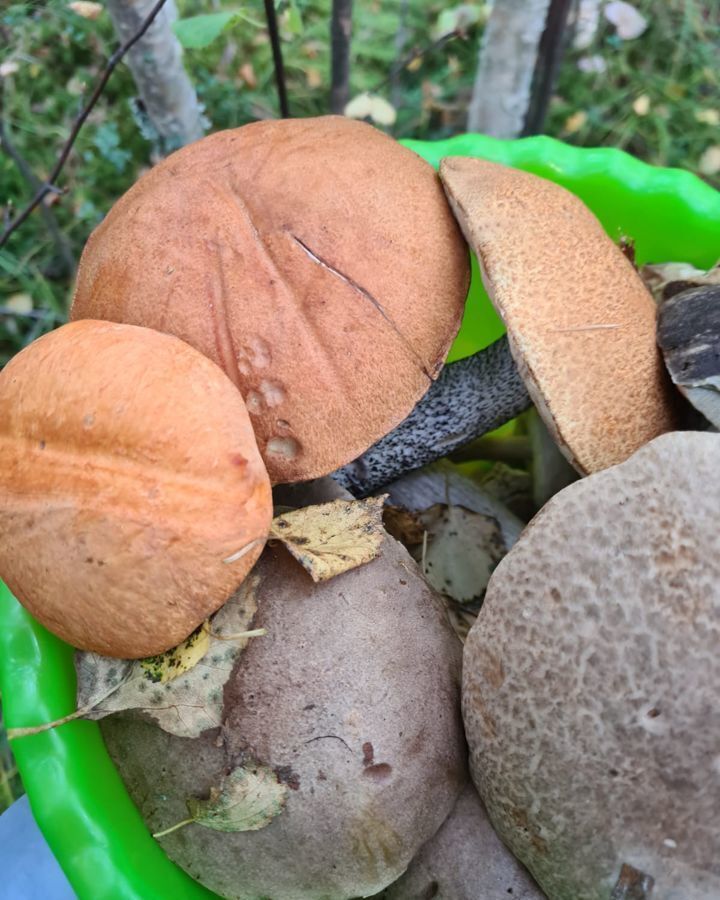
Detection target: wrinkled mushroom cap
<box><xmin>0</xmin><ymin>320</ymin><xmax>272</xmax><ymax>658</ymax></box>
<box><xmin>440</xmin><ymin>157</ymin><xmax>679</xmax><ymax>474</ymax></box>
<box><xmin>463</xmin><ymin>431</ymin><xmax>720</xmax><ymax>899</ymax></box>
<box><xmin>72</xmin><ymin>117</ymin><xmax>469</xmax><ymax>484</ymax></box>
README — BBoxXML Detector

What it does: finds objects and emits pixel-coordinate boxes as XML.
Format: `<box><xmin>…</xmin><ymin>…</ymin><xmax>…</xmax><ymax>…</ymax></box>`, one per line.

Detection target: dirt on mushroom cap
<box><xmin>0</xmin><ymin>320</ymin><xmax>272</xmax><ymax>658</ymax></box>
<box><xmin>463</xmin><ymin>431</ymin><xmax>720</xmax><ymax>900</ymax></box>
<box><xmin>71</xmin><ymin>117</ymin><xmax>469</xmax><ymax>484</ymax></box>
<box><xmin>440</xmin><ymin>156</ymin><xmax>679</xmax><ymax>474</ymax></box>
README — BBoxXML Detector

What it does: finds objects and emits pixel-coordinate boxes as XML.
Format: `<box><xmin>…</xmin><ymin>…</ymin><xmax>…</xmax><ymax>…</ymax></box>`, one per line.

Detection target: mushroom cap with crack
<box><xmin>0</xmin><ymin>320</ymin><xmax>272</xmax><ymax>658</ymax></box>
<box><xmin>71</xmin><ymin>116</ymin><xmax>470</xmax><ymax>484</ymax></box>
<box><xmin>439</xmin><ymin>157</ymin><xmax>679</xmax><ymax>474</ymax></box>
<box><xmin>463</xmin><ymin>431</ymin><xmax>720</xmax><ymax>900</ymax></box>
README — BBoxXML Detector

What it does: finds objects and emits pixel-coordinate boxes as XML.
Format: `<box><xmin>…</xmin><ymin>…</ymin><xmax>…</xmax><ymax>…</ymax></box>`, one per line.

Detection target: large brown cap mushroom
<box><xmin>463</xmin><ymin>431</ymin><xmax>720</xmax><ymax>899</ymax></box>
<box><xmin>0</xmin><ymin>320</ymin><xmax>272</xmax><ymax>658</ymax></box>
<box><xmin>71</xmin><ymin>116</ymin><xmax>470</xmax><ymax>484</ymax></box>
<box><xmin>440</xmin><ymin>157</ymin><xmax>679</xmax><ymax>474</ymax></box>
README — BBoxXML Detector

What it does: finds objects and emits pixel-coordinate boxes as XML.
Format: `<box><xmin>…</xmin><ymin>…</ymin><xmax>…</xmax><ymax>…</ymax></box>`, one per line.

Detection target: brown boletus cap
<box><xmin>463</xmin><ymin>431</ymin><xmax>720</xmax><ymax>899</ymax></box>
<box><xmin>0</xmin><ymin>320</ymin><xmax>272</xmax><ymax>658</ymax></box>
<box><xmin>71</xmin><ymin>116</ymin><xmax>470</xmax><ymax>484</ymax></box>
<box><xmin>440</xmin><ymin>157</ymin><xmax>679</xmax><ymax>474</ymax></box>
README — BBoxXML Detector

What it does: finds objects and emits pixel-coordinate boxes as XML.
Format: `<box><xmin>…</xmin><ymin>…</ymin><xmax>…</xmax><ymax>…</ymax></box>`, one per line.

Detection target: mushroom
<box><xmin>100</xmin><ymin>478</ymin><xmax>466</xmax><ymax>899</ymax></box>
<box><xmin>657</xmin><ymin>284</ymin><xmax>720</xmax><ymax>429</ymax></box>
<box><xmin>463</xmin><ymin>431</ymin><xmax>720</xmax><ymax>899</ymax></box>
<box><xmin>0</xmin><ymin>320</ymin><xmax>272</xmax><ymax>658</ymax></box>
<box><xmin>335</xmin><ymin>156</ymin><xmax>680</xmax><ymax>496</ymax></box>
<box><xmin>71</xmin><ymin>116</ymin><xmax>470</xmax><ymax>485</ymax></box>
<box><xmin>379</xmin><ymin>782</ymin><xmax>544</xmax><ymax>900</ymax></box>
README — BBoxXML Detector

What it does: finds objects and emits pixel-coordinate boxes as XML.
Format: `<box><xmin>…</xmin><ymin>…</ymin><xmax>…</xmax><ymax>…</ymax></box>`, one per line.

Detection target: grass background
<box><xmin>1</xmin><ymin>0</ymin><xmax>719</xmax><ymax>812</ymax></box>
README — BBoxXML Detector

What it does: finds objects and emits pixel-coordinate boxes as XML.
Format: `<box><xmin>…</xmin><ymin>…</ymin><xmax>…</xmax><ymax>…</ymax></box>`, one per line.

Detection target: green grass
<box><xmin>1</xmin><ymin>0</ymin><xmax>719</xmax><ymax>811</ymax></box>
<box><xmin>0</xmin><ymin>701</ymin><xmax>23</xmax><ymax>814</ymax></box>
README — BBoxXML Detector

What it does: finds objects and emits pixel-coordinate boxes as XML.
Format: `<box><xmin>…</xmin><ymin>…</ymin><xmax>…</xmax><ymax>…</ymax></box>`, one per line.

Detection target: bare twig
<box><xmin>263</xmin><ymin>0</ymin><xmax>290</xmax><ymax>118</ymax></box>
<box><xmin>523</xmin><ymin>0</ymin><xmax>574</xmax><ymax>135</ymax></box>
<box><xmin>371</xmin><ymin>29</ymin><xmax>461</xmax><ymax>96</ymax></box>
<box><xmin>330</xmin><ymin>0</ymin><xmax>353</xmax><ymax>113</ymax></box>
<box><xmin>0</xmin><ymin>94</ymin><xmax>75</xmax><ymax>276</ymax></box>
<box><xmin>0</xmin><ymin>0</ymin><xmax>169</xmax><ymax>250</ymax></box>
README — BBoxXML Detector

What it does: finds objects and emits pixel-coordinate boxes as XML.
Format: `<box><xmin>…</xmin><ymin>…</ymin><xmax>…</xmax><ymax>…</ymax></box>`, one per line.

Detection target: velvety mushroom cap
<box><xmin>71</xmin><ymin>116</ymin><xmax>469</xmax><ymax>484</ymax></box>
<box><xmin>463</xmin><ymin>431</ymin><xmax>720</xmax><ymax>900</ymax></box>
<box><xmin>0</xmin><ymin>320</ymin><xmax>272</xmax><ymax>658</ymax></box>
<box><xmin>440</xmin><ymin>156</ymin><xmax>678</xmax><ymax>474</ymax></box>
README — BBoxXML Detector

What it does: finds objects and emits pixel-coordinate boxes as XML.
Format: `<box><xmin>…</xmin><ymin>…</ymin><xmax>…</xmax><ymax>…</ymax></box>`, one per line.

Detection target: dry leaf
<box><xmin>415</xmin><ymin>504</ymin><xmax>506</xmax><ymax>605</ymax></box>
<box><xmin>383</xmin><ymin>505</ymin><xmax>426</xmax><ymax>546</ymax></box>
<box><xmin>305</xmin><ymin>67</ymin><xmax>322</xmax><ymax>88</ymax></box>
<box><xmin>641</xmin><ymin>262</ymin><xmax>720</xmax><ymax>302</ymax></box>
<box><xmin>632</xmin><ymin>94</ymin><xmax>651</xmax><ymax>116</ymax></box>
<box><xmin>270</xmin><ymin>497</ymin><xmax>386</xmax><ymax>582</ymax></box>
<box><xmin>577</xmin><ymin>55</ymin><xmax>606</xmax><ymax>74</ymax></box>
<box><xmin>604</xmin><ymin>1</ymin><xmax>648</xmax><ymax>40</ymax></box>
<box><xmin>699</xmin><ymin>146</ymin><xmax>720</xmax><ymax>177</ymax></box>
<box><xmin>564</xmin><ymin>110</ymin><xmax>587</xmax><ymax>134</ymax></box>
<box><xmin>154</xmin><ymin>760</ymin><xmax>288</xmax><ymax>838</ymax></box>
<box><xmin>238</xmin><ymin>62</ymin><xmax>257</xmax><ymax>88</ymax></box>
<box><xmin>696</xmin><ymin>109</ymin><xmax>720</xmax><ymax>126</ymax></box>
<box><xmin>9</xmin><ymin>579</ymin><xmax>262</xmax><ymax>741</ymax></box>
<box><xmin>68</xmin><ymin>1</ymin><xmax>103</xmax><ymax>19</ymax></box>
<box><xmin>4</xmin><ymin>294</ymin><xmax>33</xmax><ymax>314</ymax></box>
<box><xmin>344</xmin><ymin>93</ymin><xmax>397</xmax><ymax>127</ymax></box>
<box><xmin>140</xmin><ymin>621</ymin><xmax>211</xmax><ymax>684</ymax></box>
<box><xmin>0</xmin><ymin>60</ymin><xmax>19</xmax><ymax>78</ymax></box>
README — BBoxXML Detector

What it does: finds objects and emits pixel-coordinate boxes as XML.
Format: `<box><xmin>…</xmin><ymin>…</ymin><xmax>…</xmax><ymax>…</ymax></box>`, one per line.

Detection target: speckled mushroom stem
<box><xmin>333</xmin><ymin>334</ymin><xmax>531</xmax><ymax>497</ymax></box>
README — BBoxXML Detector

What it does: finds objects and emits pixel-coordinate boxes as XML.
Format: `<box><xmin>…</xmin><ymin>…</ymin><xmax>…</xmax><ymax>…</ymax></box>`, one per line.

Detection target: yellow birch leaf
<box><xmin>140</xmin><ymin>620</ymin><xmax>211</xmax><ymax>684</ymax></box>
<box><xmin>68</xmin><ymin>1</ymin><xmax>104</xmax><ymax>19</ymax></box>
<box><xmin>270</xmin><ymin>497</ymin><xmax>386</xmax><ymax>582</ymax></box>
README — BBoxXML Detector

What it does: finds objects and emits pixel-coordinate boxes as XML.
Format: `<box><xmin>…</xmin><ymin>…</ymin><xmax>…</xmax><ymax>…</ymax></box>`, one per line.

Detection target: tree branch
<box><xmin>263</xmin><ymin>0</ymin><xmax>290</xmax><ymax>118</ymax></box>
<box><xmin>0</xmin><ymin>0</ymin><xmax>169</xmax><ymax>250</ymax></box>
<box><xmin>330</xmin><ymin>0</ymin><xmax>353</xmax><ymax>113</ymax></box>
<box><xmin>0</xmin><ymin>95</ymin><xmax>75</xmax><ymax>276</ymax></box>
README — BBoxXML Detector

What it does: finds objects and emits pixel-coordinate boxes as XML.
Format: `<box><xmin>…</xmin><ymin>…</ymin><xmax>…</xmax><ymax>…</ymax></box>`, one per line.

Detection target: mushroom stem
<box><xmin>333</xmin><ymin>335</ymin><xmax>531</xmax><ymax>496</ymax></box>
<box><xmin>610</xmin><ymin>863</ymin><xmax>655</xmax><ymax>899</ymax></box>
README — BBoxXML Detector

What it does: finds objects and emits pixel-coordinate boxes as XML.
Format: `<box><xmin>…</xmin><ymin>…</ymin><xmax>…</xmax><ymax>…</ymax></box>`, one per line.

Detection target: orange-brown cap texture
<box><xmin>71</xmin><ymin>117</ymin><xmax>470</xmax><ymax>484</ymax></box>
<box><xmin>0</xmin><ymin>320</ymin><xmax>272</xmax><ymax>658</ymax></box>
<box><xmin>440</xmin><ymin>157</ymin><xmax>679</xmax><ymax>474</ymax></box>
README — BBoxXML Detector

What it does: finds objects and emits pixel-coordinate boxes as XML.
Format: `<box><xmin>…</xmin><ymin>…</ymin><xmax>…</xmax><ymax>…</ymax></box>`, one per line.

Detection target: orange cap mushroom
<box><xmin>71</xmin><ymin>117</ymin><xmax>470</xmax><ymax>484</ymax></box>
<box><xmin>0</xmin><ymin>320</ymin><xmax>272</xmax><ymax>658</ymax></box>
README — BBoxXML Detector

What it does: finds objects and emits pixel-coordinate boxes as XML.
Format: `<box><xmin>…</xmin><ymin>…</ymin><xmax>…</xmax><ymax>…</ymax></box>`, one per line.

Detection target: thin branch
<box><xmin>330</xmin><ymin>0</ymin><xmax>353</xmax><ymax>114</ymax></box>
<box><xmin>370</xmin><ymin>29</ymin><xmax>461</xmax><ymax>96</ymax></box>
<box><xmin>522</xmin><ymin>0</ymin><xmax>574</xmax><ymax>135</ymax></box>
<box><xmin>0</xmin><ymin>0</ymin><xmax>169</xmax><ymax>250</ymax></box>
<box><xmin>0</xmin><ymin>94</ymin><xmax>75</xmax><ymax>275</ymax></box>
<box><xmin>263</xmin><ymin>0</ymin><xmax>290</xmax><ymax>118</ymax></box>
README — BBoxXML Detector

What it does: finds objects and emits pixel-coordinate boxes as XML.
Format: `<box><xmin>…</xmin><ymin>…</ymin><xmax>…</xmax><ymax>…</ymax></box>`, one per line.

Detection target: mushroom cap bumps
<box><xmin>463</xmin><ymin>432</ymin><xmax>720</xmax><ymax>900</ymax></box>
<box><xmin>0</xmin><ymin>321</ymin><xmax>272</xmax><ymax>658</ymax></box>
<box><xmin>71</xmin><ymin>117</ymin><xmax>470</xmax><ymax>483</ymax></box>
<box><xmin>440</xmin><ymin>157</ymin><xmax>678</xmax><ymax>474</ymax></box>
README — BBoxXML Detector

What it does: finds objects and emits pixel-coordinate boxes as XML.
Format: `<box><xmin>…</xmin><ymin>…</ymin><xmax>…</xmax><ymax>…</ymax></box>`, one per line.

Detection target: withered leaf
<box><xmin>187</xmin><ymin>761</ymin><xmax>288</xmax><ymax>832</ymax></box>
<box><xmin>9</xmin><ymin>577</ymin><xmax>262</xmax><ymax>741</ymax></box>
<box><xmin>415</xmin><ymin>504</ymin><xmax>507</xmax><ymax>605</ymax></box>
<box><xmin>270</xmin><ymin>497</ymin><xmax>386</xmax><ymax>581</ymax></box>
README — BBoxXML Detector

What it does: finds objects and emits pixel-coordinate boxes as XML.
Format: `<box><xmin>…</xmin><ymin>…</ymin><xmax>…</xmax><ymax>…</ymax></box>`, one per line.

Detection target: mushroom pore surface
<box><xmin>71</xmin><ymin>116</ymin><xmax>470</xmax><ymax>484</ymax></box>
<box><xmin>439</xmin><ymin>156</ymin><xmax>679</xmax><ymax>475</ymax></box>
<box><xmin>0</xmin><ymin>320</ymin><xmax>272</xmax><ymax>657</ymax></box>
<box><xmin>463</xmin><ymin>431</ymin><xmax>720</xmax><ymax>900</ymax></box>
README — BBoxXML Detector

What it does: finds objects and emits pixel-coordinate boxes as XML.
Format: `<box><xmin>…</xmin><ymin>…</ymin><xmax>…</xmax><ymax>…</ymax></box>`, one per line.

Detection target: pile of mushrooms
<box><xmin>1</xmin><ymin>114</ymin><xmax>719</xmax><ymax>899</ymax></box>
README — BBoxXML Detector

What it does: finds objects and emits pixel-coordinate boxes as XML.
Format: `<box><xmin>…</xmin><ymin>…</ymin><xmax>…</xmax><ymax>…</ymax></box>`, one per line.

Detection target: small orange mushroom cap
<box><xmin>0</xmin><ymin>320</ymin><xmax>272</xmax><ymax>658</ymax></box>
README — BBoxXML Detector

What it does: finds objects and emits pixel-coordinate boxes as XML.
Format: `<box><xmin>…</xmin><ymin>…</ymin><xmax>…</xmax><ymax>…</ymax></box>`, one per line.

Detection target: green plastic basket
<box><xmin>1</xmin><ymin>134</ymin><xmax>719</xmax><ymax>900</ymax></box>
